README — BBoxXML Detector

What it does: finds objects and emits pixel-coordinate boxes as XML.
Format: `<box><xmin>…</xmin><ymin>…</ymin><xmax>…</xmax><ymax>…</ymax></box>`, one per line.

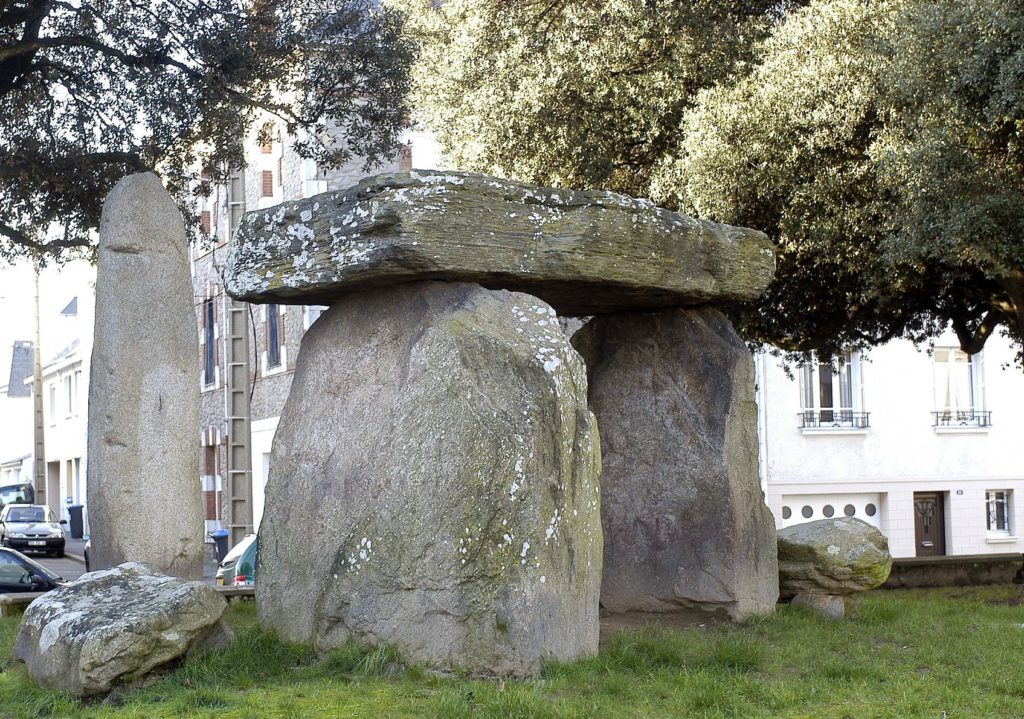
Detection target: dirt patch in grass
<box><xmin>599</xmin><ymin>608</ymin><xmax>729</xmax><ymax>641</ymax></box>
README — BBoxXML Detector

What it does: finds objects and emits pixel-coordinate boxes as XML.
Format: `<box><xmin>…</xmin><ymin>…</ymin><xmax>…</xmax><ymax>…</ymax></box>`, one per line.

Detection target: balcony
<box><xmin>798</xmin><ymin>410</ymin><xmax>870</xmax><ymax>432</ymax></box>
<box><xmin>932</xmin><ymin>410</ymin><xmax>992</xmax><ymax>431</ymax></box>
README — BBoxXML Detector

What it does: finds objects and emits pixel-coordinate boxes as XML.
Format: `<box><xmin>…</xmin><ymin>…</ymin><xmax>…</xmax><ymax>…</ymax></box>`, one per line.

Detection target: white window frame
<box><xmin>63</xmin><ymin>374</ymin><xmax>73</xmax><ymax>417</ymax></box>
<box><xmin>985</xmin><ymin>489</ymin><xmax>1014</xmax><ymax>540</ymax></box>
<box><xmin>227</xmin><ymin>171</ymin><xmax>246</xmax><ymax>241</ymax></box>
<box><xmin>932</xmin><ymin>348</ymin><xmax>987</xmax><ymax>432</ymax></box>
<box><xmin>797</xmin><ymin>351</ymin><xmax>867</xmax><ymax>434</ymax></box>
<box><xmin>260</xmin><ymin>304</ymin><xmax>288</xmax><ymax>377</ymax></box>
<box><xmin>200</xmin><ymin>297</ymin><xmax>221</xmax><ymax>391</ymax></box>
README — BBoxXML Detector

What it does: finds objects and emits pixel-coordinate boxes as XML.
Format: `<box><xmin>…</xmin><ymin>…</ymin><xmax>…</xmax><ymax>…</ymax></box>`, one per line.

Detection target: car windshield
<box><xmin>2</xmin><ymin>550</ymin><xmax>60</xmax><ymax>582</ymax></box>
<box><xmin>0</xmin><ymin>484</ymin><xmax>33</xmax><ymax>505</ymax></box>
<box><xmin>220</xmin><ymin>534</ymin><xmax>256</xmax><ymax>565</ymax></box>
<box><xmin>7</xmin><ymin>507</ymin><xmax>47</xmax><ymax>523</ymax></box>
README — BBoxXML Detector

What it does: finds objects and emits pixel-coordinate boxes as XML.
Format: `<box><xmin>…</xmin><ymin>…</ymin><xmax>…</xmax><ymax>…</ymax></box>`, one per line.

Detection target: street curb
<box><xmin>64</xmin><ymin>553</ymin><xmax>85</xmax><ymax>565</ymax></box>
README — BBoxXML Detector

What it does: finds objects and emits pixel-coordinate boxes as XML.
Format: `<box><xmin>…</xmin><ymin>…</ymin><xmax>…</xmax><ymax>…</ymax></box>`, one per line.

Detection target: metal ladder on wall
<box><xmin>224</xmin><ymin>299</ymin><xmax>254</xmax><ymax>547</ymax></box>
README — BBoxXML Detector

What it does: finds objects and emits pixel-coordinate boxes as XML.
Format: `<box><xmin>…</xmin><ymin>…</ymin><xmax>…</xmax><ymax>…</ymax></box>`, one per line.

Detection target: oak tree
<box><xmin>0</xmin><ymin>0</ymin><xmax>413</xmax><ymax>260</ymax></box>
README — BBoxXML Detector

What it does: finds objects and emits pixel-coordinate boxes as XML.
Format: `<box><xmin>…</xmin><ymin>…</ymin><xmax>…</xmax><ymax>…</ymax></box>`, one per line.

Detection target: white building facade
<box><xmin>756</xmin><ymin>330</ymin><xmax>1024</xmax><ymax>559</ymax></box>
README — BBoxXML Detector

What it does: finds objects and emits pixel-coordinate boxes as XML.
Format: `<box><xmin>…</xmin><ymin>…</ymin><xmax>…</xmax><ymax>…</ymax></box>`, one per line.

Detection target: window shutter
<box><xmin>399</xmin><ymin>144</ymin><xmax>413</xmax><ymax>171</ymax></box>
<box><xmin>200</xmin><ymin>210</ymin><xmax>211</xmax><ymax>235</ymax></box>
<box><xmin>261</xmin><ymin>170</ymin><xmax>273</xmax><ymax>197</ymax></box>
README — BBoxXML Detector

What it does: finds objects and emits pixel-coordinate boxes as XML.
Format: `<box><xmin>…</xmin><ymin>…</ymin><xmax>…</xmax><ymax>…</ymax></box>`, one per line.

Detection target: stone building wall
<box><xmin>190</xmin><ymin>113</ymin><xmax>422</xmax><ymax>537</ymax></box>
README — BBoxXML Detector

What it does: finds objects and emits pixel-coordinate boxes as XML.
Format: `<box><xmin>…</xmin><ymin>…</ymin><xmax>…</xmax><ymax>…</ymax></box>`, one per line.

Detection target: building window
<box><xmin>266</xmin><ymin>304</ymin><xmax>281</xmax><ymax>369</ymax></box>
<box><xmin>73</xmin><ymin>370</ymin><xmax>81</xmax><ymax>414</ymax></box>
<box><xmin>227</xmin><ymin>171</ymin><xmax>245</xmax><ymax>238</ymax></box>
<box><xmin>203</xmin><ymin>299</ymin><xmax>216</xmax><ymax>386</ymax></box>
<box><xmin>48</xmin><ymin>383</ymin><xmax>56</xmax><ymax>423</ymax></box>
<box><xmin>199</xmin><ymin>210</ymin><xmax>211</xmax><ymax>235</ymax></box>
<box><xmin>63</xmin><ymin>374</ymin><xmax>73</xmax><ymax>416</ymax></box>
<box><xmin>261</xmin><ymin>170</ymin><xmax>274</xmax><ymax>198</ymax></box>
<box><xmin>933</xmin><ymin>348</ymin><xmax>989</xmax><ymax>427</ymax></box>
<box><xmin>798</xmin><ymin>351</ymin><xmax>868</xmax><ymax>429</ymax></box>
<box><xmin>986</xmin><ymin>490</ymin><xmax>1011</xmax><ymax>534</ymax></box>
<box><xmin>261</xmin><ymin>142</ymin><xmax>273</xmax><ymax>154</ymax></box>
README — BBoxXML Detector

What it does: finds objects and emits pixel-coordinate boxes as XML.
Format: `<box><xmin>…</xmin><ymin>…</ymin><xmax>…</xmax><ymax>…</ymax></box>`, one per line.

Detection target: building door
<box><xmin>913</xmin><ymin>492</ymin><xmax>946</xmax><ymax>556</ymax></box>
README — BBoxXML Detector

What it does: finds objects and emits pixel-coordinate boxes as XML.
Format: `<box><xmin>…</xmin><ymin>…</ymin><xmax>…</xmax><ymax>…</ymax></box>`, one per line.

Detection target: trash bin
<box><xmin>68</xmin><ymin>505</ymin><xmax>85</xmax><ymax>539</ymax></box>
<box><xmin>211</xmin><ymin>529</ymin><xmax>230</xmax><ymax>563</ymax></box>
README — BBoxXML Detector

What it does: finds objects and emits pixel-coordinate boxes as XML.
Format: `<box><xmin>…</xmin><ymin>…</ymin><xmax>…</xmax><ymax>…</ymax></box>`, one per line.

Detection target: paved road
<box><xmin>32</xmin><ymin>554</ymin><xmax>86</xmax><ymax>581</ymax></box>
<box><xmin>25</xmin><ymin>537</ymin><xmax>220</xmax><ymax>584</ymax></box>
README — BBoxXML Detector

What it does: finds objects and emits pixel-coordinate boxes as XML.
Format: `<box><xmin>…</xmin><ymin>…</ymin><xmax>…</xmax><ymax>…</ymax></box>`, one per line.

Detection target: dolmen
<box><xmin>224</xmin><ymin>170</ymin><xmax>780</xmax><ymax>675</ymax></box>
<box><xmin>777</xmin><ymin>517</ymin><xmax>893</xmax><ymax>619</ymax></box>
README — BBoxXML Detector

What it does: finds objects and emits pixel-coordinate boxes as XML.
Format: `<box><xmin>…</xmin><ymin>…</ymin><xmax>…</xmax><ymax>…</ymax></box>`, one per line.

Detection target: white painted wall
<box><xmin>250</xmin><ymin>417</ymin><xmax>278</xmax><ymax>531</ymax></box>
<box><xmin>757</xmin><ymin>330</ymin><xmax>1024</xmax><ymax>558</ymax></box>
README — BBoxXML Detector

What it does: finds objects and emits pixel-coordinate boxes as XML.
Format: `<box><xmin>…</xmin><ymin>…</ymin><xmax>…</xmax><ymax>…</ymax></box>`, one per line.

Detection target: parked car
<box><xmin>0</xmin><ymin>504</ymin><xmax>67</xmax><ymax>557</ymax></box>
<box><xmin>0</xmin><ymin>546</ymin><xmax>65</xmax><ymax>593</ymax></box>
<box><xmin>215</xmin><ymin>534</ymin><xmax>257</xmax><ymax>587</ymax></box>
<box><xmin>0</xmin><ymin>482</ymin><xmax>35</xmax><ymax>510</ymax></box>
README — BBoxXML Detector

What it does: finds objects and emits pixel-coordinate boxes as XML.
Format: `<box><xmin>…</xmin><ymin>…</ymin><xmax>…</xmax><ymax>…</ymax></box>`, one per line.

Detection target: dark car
<box><xmin>0</xmin><ymin>504</ymin><xmax>67</xmax><ymax>557</ymax></box>
<box><xmin>215</xmin><ymin>534</ymin><xmax>257</xmax><ymax>587</ymax></box>
<box><xmin>0</xmin><ymin>546</ymin><xmax>65</xmax><ymax>593</ymax></box>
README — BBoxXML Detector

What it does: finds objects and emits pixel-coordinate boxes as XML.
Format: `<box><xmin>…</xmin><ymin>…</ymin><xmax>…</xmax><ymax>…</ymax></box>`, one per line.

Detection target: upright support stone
<box><xmin>572</xmin><ymin>307</ymin><xmax>778</xmax><ymax>621</ymax></box>
<box><xmin>257</xmin><ymin>282</ymin><xmax>602</xmax><ymax>675</ymax></box>
<box><xmin>86</xmin><ymin>172</ymin><xmax>204</xmax><ymax>578</ymax></box>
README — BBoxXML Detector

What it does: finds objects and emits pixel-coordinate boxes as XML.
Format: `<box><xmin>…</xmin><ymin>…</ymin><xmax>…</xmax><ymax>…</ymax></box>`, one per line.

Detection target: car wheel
<box><xmin>55</xmin><ymin>550</ymin><xmax>65</xmax><ymax>558</ymax></box>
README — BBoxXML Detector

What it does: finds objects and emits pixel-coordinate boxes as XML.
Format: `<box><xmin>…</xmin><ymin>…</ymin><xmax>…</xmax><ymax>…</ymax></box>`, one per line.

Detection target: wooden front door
<box><xmin>914</xmin><ymin>492</ymin><xmax>946</xmax><ymax>557</ymax></box>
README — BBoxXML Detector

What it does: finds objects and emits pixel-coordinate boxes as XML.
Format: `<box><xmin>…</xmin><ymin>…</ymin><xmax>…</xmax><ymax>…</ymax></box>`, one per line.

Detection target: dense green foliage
<box><xmin>3</xmin><ymin>587</ymin><xmax>1024</xmax><ymax>717</ymax></box>
<box><xmin>399</xmin><ymin>0</ymin><xmax>1024</xmax><ymax>358</ymax></box>
<box><xmin>0</xmin><ymin>0</ymin><xmax>413</xmax><ymax>261</ymax></box>
<box><xmin>391</xmin><ymin>0</ymin><xmax>801</xmax><ymax>199</ymax></box>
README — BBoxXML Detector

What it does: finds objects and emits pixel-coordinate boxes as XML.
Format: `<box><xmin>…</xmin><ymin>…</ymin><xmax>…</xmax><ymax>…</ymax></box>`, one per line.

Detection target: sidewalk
<box><xmin>64</xmin><ymin>536</ymin><xmax>88</xmax><ymax>565</ymax></box>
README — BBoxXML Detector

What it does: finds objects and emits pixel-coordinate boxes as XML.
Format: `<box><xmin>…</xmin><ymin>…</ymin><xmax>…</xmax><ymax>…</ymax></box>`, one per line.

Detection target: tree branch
<box><xmin>951</xmin><ymin>307</ymin><xmax>1006</xmax><ymax>355</ymax></box>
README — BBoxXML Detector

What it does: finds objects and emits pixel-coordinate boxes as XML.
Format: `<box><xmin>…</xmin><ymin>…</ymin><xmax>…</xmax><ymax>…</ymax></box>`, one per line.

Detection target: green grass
<box><xmin>2</xmin><ymin>586</ymin><xmax>1024</xmax><ymax>718</ymax></box>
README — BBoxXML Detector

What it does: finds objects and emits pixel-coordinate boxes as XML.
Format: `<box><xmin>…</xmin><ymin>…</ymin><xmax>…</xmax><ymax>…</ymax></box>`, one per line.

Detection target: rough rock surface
<box><xmin>86</xmin><ymin>173</ymin><xmax>203</xmax><ymax>578</ymax></box>
<box><xmin>257</xmin><ymin>282</ymin><xmax>602</xmax><ymax>675</ymax></box>
<box><xmin>572</xmin><ymin>308</ymin><xmax>778</xmax><ymax>621</ymax></box>
<box><xmin>791</xmin><ymin>592</ymin><xmax>847</xmax><ymax>620</ymax></box>
<box><xmin>224</xmin><ymin>170</ymin><xmax>775</xmax><ymax>314</ymax></box>
<box><xmin>777</xmin><ymin>517</ymin><xmax>892</xmax><ymax>598</ymax></box>
<box><xmin>13</xmin><ymin>563</ymin><xmax>229</xmax><ymax>696</ymax></box>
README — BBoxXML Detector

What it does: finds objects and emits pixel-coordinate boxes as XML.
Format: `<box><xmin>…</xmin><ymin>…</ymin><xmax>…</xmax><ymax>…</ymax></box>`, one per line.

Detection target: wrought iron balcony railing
<box><xmin>932</xmin><ymin>410</ymin><xmax>992</xmax><ymax>428</ymax></box>
<box><xmin>798</xmin><ymin>410</ymin><xmax>870</xmax><ymax>429</ymax></box>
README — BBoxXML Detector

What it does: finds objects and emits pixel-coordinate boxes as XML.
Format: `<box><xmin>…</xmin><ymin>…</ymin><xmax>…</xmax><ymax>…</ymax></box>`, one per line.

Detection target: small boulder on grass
<box><xmin>13</xmin><ymin>562</ymin><xmax>231</xmax><ymax>696</ymax></box>
<box><xmin>777</xmin><ymin>517</ymin><xmax>892</xmax><ymax>619</ymax></box>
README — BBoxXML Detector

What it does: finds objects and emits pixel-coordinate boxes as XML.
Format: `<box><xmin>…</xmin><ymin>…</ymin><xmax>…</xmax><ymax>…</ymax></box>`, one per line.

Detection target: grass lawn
<box><xmin>1</xmin><ymin>585</ymin><xmax>1023</xmax><ymax>719</ymax></box>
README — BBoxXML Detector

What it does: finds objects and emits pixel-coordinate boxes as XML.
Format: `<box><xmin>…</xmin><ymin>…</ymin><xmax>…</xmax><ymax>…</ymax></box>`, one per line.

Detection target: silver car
<box><xmin>0</xmin><ymin>504</ymin><xmax>67</xmax><ymax>557</ymax></box>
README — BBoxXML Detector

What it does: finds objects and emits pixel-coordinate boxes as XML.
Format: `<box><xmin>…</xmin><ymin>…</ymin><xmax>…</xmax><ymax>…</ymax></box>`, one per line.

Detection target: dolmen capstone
<box><xmin>87</xmin><ymin>173</ymin><xmax>204</xmax><ymax>578</ymax></box>
<box><xmin>224</xmin><ymin>170</ymin><xmax>780</xmax><ymax>674</ymax></box>
<box><xmin>14</xmin><ymin>563</ymin><xmax>230</xmax><ymax>696</ymax></box>
<box><xmin>777</xmin><ymin>517</ymin><xmax>893</xmax><ymax>619</ymax></box>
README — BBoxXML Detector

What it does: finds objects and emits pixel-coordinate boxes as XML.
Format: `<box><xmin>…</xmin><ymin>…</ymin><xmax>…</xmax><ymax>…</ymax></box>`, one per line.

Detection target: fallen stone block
<box><xmin>224</xmin><ymin>170</ymin><xmax>775</xmax><ymax>315</ymax></box>
<box><xmin>13</xmin><ymin>563</ymin><xmax>230</xmax><ymax>696</ymax></box>
<box><xmin>778</xmin><ymin>517</ymin><xmax>892</xmax><ymax>618</ymax></box>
